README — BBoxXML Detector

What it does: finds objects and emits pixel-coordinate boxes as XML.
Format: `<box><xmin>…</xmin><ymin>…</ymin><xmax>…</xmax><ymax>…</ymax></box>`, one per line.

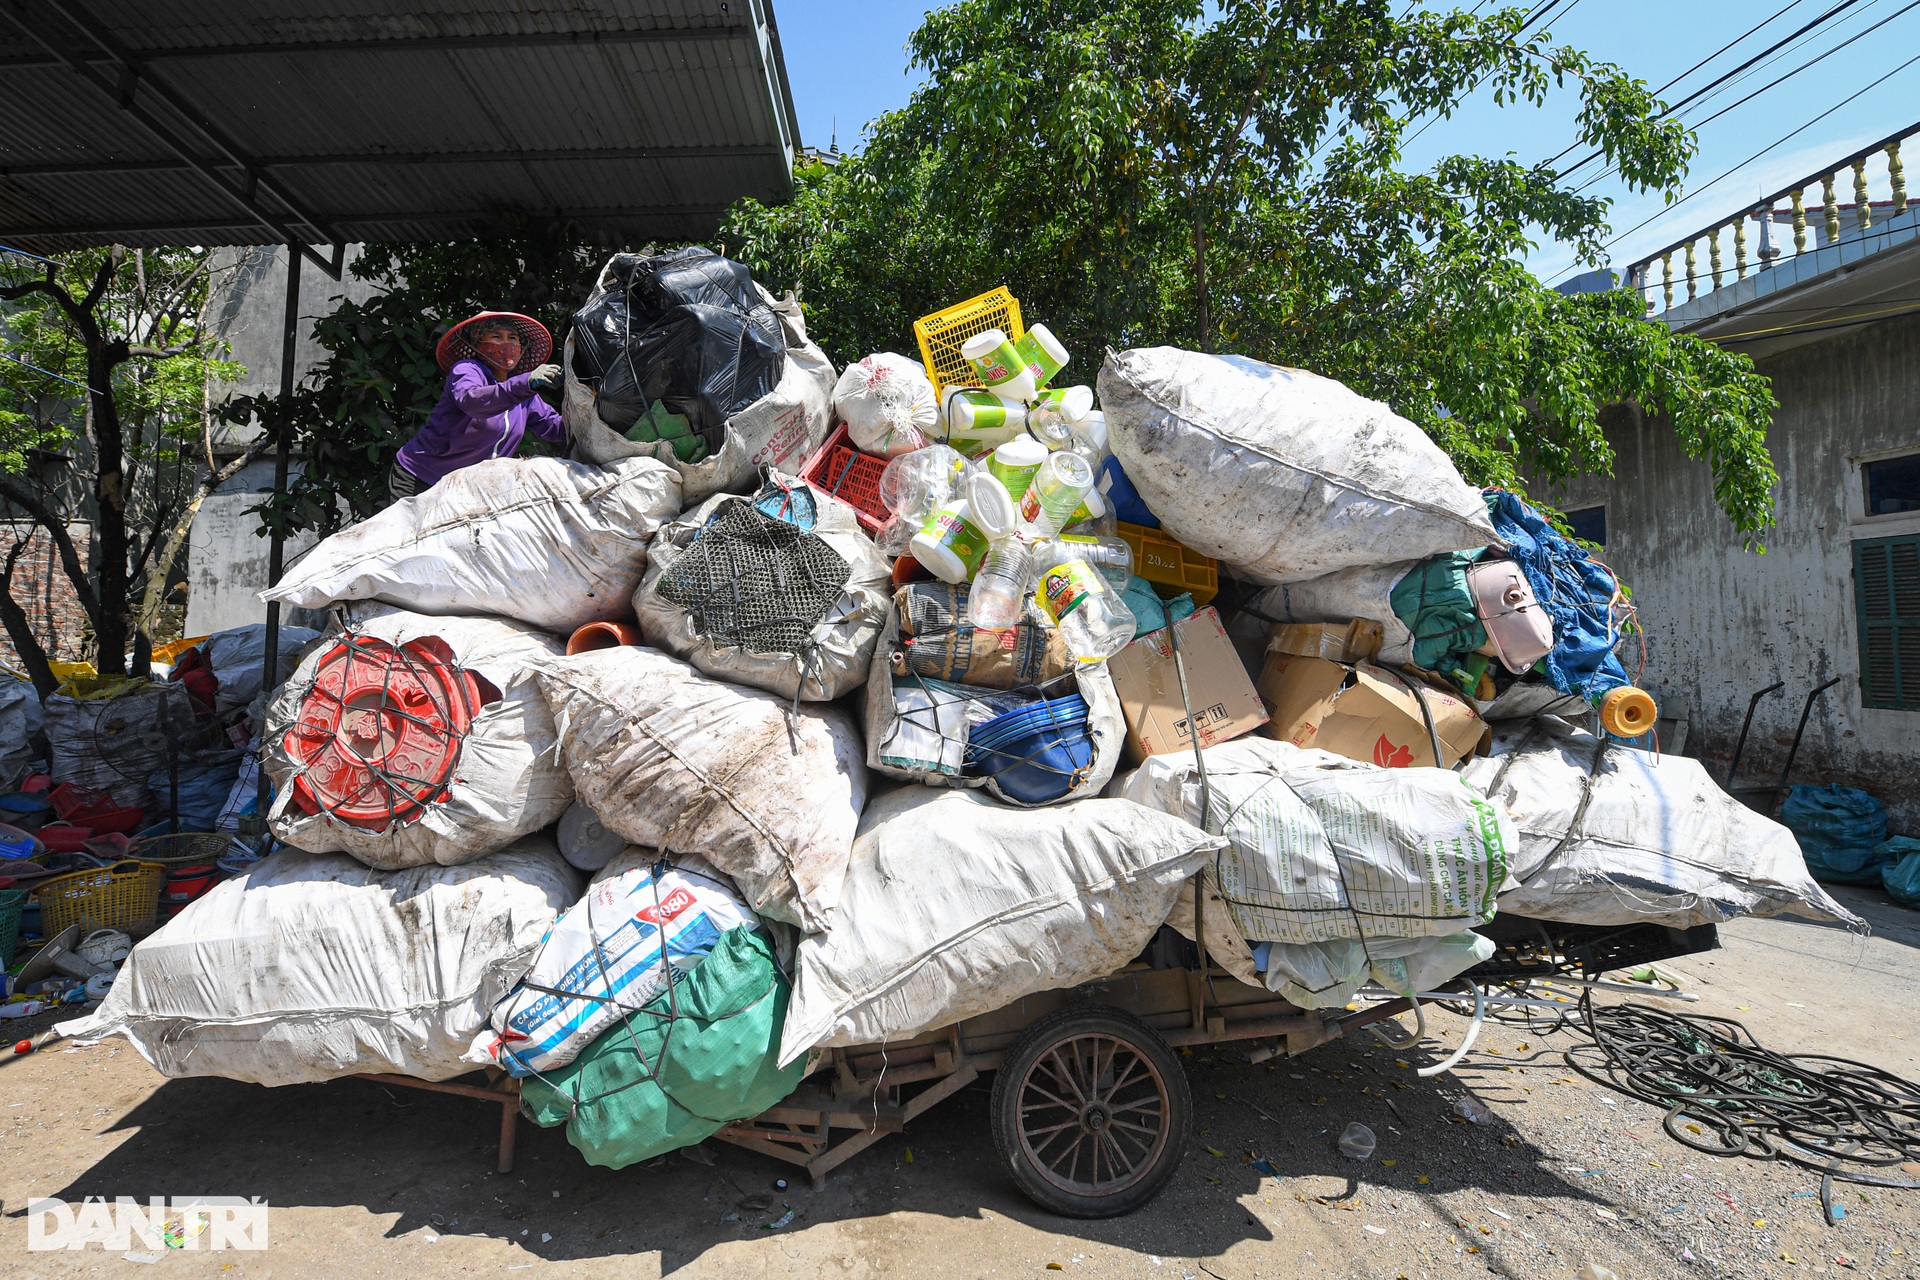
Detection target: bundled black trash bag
<box><xmin>569</xmin><ymin>247</ymin><xmax>787</xmax><ymax>459</ymax></box>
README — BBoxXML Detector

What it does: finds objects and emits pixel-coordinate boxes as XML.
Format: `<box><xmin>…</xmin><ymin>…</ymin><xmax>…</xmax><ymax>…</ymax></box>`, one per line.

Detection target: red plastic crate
<box><xmin>47</xmin><ymin>783</ymin><xmax>114</xmax><ymax>821</ymax></box>
<box><xmin>800</xmin><ymin>423</ymin><xmax>890</xmax><ymax>537</ymax></box>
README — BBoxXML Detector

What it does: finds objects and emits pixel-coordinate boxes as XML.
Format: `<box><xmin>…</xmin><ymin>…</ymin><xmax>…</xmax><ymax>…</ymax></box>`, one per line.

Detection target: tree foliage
<box><xmin>723</xmin><ymin>0</ymin><xmax>1779</xmax><ymax>540</ymax></box>
<box><xmin>226</xmin><ymin>232</ymin><xmax>606</xmax><ymax>539</ymax></box>
<box><xmin>0</xmin><ymin>246</ymin><xmax>242</xmax><ymax>689</ymax></box>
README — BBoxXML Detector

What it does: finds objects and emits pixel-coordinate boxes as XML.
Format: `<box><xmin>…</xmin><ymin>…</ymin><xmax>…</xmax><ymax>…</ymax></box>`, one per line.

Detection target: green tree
<box><xmin>225</xmin><ymin>231</ymin><xmax>606</xmax><ymax>540</ymax></box>
<box><xmin>723</xmin><ymin>0</ymin><xmax>1779</xmax><ymax>540</ymax></box>
<box><xmin>0</xmin><ymin>246</ymin><xmax>243</xmax><ymax>692</ymax></box>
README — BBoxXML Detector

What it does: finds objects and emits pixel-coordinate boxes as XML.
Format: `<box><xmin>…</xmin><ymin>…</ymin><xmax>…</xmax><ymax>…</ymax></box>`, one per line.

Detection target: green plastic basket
<box><xmin>0</xmin><ymin>888</ymin><xmax>27</xmax><ymax>966</ymax></box>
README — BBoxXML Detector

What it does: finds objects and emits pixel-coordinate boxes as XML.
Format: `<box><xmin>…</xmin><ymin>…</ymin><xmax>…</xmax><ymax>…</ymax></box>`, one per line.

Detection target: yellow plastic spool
<box><xmin>1600</xmin><ymin>686</ymin><xmax>1658</xmax><ymax>738</ymax></box>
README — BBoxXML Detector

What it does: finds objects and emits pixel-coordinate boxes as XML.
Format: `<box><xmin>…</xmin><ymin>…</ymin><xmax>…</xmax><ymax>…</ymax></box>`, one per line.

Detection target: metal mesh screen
<box><xmin>657</xmin><ymin>501</ymin><xmax>851</xmax><ymax>657</ymax></box>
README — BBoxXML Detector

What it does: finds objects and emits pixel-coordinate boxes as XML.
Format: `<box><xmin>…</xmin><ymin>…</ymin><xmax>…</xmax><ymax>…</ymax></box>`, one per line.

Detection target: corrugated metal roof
<box><xmin>0</xmin><ymin>0</ymin><xmax>799</xmax><ymax>255</ymax></box>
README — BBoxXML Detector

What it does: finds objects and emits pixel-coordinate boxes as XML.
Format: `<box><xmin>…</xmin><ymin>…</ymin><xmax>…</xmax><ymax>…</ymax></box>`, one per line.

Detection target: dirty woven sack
<box><xmin>637</xmin><ymin>491</ymin><xmax>890</xmax><ymax>701</ymax></box>
<box><xmin>263</xmin><ymin>607</ymin><xmax>573</xmax><ymax>870</ymax></box>
<box><xmin>1120</xmin><ymin>737</ymin><xmax>1510</xmax><ymax>945</ymax></box>
<box><xmin>198</xmin><ymin>622</ymin><xmax>322</xmax><ymax>714</ymax></box>
<box><xmin>44</xmin><ymin>680</ymin><xmax>189</xmax><ymax>810</ymax></box>
<box><xmin>261</xmin><ymin>455</ymin><xmax>681</xmax><ymax>635</ymax></box>
<box><xmin>0</xmin><ymin>675</ymin><xmax>44</xmax><ymax>789</ymax></box>
<box><xmin>471</xmin><ymin>851</ymin><xmax>755</xmax><ymax>1077</ymax></box>
<box><xmin>778</xmin><ymin>786</ymin><xmax>1222</xmax><ymax>1066</ymax></box>
<box><xmin>1098</xmin><ymin>348</ymin><xmax>1499</xmax><ymax>583</ymax></box>
<box><xmin>57</xmin><ymin>838</ymin><xmax>580</xmax><ymax>1085</ymax></box>
<box><xmin>863</xmin><ymin>601</ymin><xmax>1125</xmax><ymax>806</ymax></box>
<box><xmin>535</xmin><ymin>646</ymin><xmax>866</xmax><ymax>932</ymax></box>
<box><xmin>1779</xmin><ymin>784</ymin><xmax>1891</xmax><ymax>885</ymax></box>
<box><xmin>566</xmin><ymin>251</ymin><xmax>835</xmax><ymax>503</ymax></box>
<box><xmin>1461</xmin><ymin>718</ymin><xmax>1862</xmax><ymax>928</ymax></box>
<box><xmin>521</xmin><ymin>926</ymin><xmax>804</xmax><ymax>1169</ymax></box>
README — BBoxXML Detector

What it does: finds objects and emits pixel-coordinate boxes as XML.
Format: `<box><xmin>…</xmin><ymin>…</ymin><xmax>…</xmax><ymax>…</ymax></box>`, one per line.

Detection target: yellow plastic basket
<box><xmin>34</xmin><ymin>859</ymin><xmax>165</xmax><ymax>935</ymax></box>
<box><xmin>913</xmin><ymin>287</ymin><xmax>1025</xmax><ymax>395</ymax></box>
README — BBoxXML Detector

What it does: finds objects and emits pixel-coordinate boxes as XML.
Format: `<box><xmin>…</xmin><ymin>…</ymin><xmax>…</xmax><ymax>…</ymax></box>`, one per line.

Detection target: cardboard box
<box><xmin>1266</xmin><ymin>618</ymin><xmax>1384</xmax><ymax>663</ymax></box>
<box><xmin>1256</xmin><ymin>654</ymin><xmax>1489</xmax><ymax>769</ymax></box>
<box><xmin>1110</xmin><ymin>607</ymin><xmax>1270</xmax><ymax>764</ymax></box>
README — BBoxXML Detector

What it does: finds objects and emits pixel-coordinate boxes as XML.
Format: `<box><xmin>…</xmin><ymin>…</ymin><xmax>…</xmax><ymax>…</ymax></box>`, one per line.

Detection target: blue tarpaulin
<box><xmin>1484</xmin><ymin>491</ymin><xmax>1630</xmax><ymax>703</ymax></box>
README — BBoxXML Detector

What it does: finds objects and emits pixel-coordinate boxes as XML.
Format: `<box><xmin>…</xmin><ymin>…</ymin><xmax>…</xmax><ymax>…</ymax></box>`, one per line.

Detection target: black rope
<box><xmin>1566</xmin><ymin>994</ymin><xmax>1920</xmax><ymax>1198</ymax></box>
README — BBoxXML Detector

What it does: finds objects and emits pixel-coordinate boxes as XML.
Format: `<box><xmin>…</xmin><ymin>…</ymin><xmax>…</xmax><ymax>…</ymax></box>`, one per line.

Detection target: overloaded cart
<box><xmin>51</xmin><ymin>250</ymin><xmax>1858</xmax><ymax>1219</ymax></box>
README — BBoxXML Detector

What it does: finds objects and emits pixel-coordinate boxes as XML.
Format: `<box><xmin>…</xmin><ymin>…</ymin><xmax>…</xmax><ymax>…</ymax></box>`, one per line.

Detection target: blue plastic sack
<box><xmin>1483</xmin><ymin>491</ymin><xmax>1629</xmax><ymax>702</ymax></box>
<box><xmin>1101</xmin><ymin>456</ymin><xmax>1159</xmax><ymax>528</ymax></box>
<box><xmin>1779</xmin><ymin>785</ymin><xmax>1890</xmax><ymax>885</ymax></box>
<box><xmin>1880</xmin><ymin>839</ymin><xmax>1920</xmax><ymax>907</ymax></box>
<box><xmin>145</xmin><ymin>751</ymin><xmax>245</xmax><ymax>833</ymax></box>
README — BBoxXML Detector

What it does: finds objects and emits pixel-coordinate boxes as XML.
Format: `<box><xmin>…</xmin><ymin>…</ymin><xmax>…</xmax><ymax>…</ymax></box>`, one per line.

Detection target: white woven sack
<box><xmin>565</xmin><ymin>263</ymin><xmax>835</xmax><ymax>504</ymax></box>
<box><xmin>1461</xmin><ymin>717</ymin><xmax>1862</xmax><ymax>929</ymax></box>
<box><xmin>0</xmin><ymin>674</ymin><xmax>44</xmax><ymax>790</ymax></box>
<box><xmin>1098</xmin><ymin>348</ymin><xmax>1500</xmax><ymax>584</ymax></box>
<box><xmin>636</xmin><ymin>492</ymin><xmax>891</xmax><ymax>701</ymax></box>
<box><xmin>832</xmin><ymin>352</ymin><xmax>937</xmax><ymax>457</ymax></box>
<box><xmin>57</xmin><ymin>838</ymin><xmax>580</xmax><ymax>1086</ymax></box>
<box><xmin>1118</xmin><ymin>737</ymin><xmax>1512</xmax><ymax>946</ymax></box>
<box><xmin>263</xmin><ymin>607</ymin><xmax>573</xmax><ymax>870</ymax></box>
<box><xmin>261</xmin><ymin>455</ymin><xmax>681</xmax><ymax>635</ymax></box>
<box><xmin>198</xmin><ymin>622</ymin><xmax>322</xmax><ymax>715</ymax></box>
<box><xmin>778</xmin><ymin>786</ymin><xmax>1223</xmax><ymax>1065</ymax></box>
<box><xmin>861</xmin><ymin>603</ymin><xmax>1124</xmax><ymax>807</ymax></box>
<box><xmin>1245</xmin><ymin>561</ymin><xmax>1419</xmax><ymax>665</ymax></box>
<box><xmin>534</xmin><ymin>646</ymin><xmax>867</xmax><ymax>933</ymax></box>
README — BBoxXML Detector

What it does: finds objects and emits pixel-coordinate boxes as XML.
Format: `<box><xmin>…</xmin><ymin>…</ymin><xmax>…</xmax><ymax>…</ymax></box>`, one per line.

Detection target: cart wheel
<box><xmin>990</xmin><ymin>1004</ymin><xmax>1191</xmax><ymax>1218</ymax></box>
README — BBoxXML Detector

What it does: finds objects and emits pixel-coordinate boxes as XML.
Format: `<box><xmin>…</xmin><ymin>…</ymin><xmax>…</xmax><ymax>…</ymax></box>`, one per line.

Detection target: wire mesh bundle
<box><xmin>656</xmin><ymin>502</ymin><xmax>851</xmax><ymax>659</ymax></box>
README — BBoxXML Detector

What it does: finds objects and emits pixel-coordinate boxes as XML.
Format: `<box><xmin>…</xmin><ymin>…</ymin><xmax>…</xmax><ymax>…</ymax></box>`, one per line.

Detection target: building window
<box><xmin>1563</xmin><ymin>505</ymin><xmax>1607</xmax><ymax>546</ymax></box>
<box><xmin>1853</xmin><ymin>534</ymin><xmax>1920</xmax><ymax>709</ymax></box>
<box><xmin>1864</xmin><ymin>452</ymin><xmax>1920</xmax><ymax>516</ymax></box>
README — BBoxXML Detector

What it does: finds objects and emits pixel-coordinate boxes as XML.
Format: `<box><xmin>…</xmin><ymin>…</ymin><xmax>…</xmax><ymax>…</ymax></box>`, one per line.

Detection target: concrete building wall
<box><xmin>182</xmin><ymin>461</ymin><xmax>324</xmax><ymax>637</ymax></box>
<box><xmin>1540</xmin><ymin>311</ymin><xmax>1920</xmax><ymax>832</ymax></box>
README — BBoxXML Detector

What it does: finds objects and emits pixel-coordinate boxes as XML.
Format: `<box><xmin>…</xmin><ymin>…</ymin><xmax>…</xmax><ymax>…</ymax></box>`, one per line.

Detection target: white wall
<box><xmin>1539</xmin><ymin>312</ymin><xmax>1920</xmax><ymax>833</ymax></box>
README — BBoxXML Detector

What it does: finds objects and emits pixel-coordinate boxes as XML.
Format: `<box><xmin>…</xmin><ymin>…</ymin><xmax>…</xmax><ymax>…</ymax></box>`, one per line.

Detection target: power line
<box><xmin>1538</xmin><ymin>0</ymin><xmax>1815</xmax><ymax>170</ymax></box>
<box><xmin>1552</xmin><ymin>0</ymin><xmax>1870</xmax><ymax>180</ymax></box>
<box><xmin>1581</xmin><ymin>47</ymin><xmax>1920</xmax><ymax>271</ymax></box>
<box><xmin>1399</xmin><ymin>0</ymin><xmax>1578</xmax><ymax>152</ymax></box>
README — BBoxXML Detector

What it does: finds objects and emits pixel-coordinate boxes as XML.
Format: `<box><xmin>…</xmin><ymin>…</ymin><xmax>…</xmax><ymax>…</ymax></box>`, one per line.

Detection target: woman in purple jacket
<box><xmin>390</xmin><ymin>311</ymin><xmax>567</xmax><ymax>501</ymax></box>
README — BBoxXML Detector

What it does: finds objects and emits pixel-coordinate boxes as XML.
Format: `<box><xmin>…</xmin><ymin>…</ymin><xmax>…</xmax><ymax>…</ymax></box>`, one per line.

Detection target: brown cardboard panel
<box><xmin>1266</xmin><ymin>618</ymin><xmax>1385</xmax><ymax>663</ymax></box>
<box><xmin>1110</xmin><ymin>607</ymin><xmax>1270</xmax><ymax>764</ymax></box>
<box><xmin>1256</xmin><ymin>654</ymin><xmax>1488</xmax><ymax>769</ymax></box>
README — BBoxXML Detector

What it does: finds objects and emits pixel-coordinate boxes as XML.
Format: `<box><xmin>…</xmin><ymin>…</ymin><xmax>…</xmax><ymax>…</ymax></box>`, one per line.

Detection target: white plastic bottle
<box><xmin>1032</xmin><ymin>541</ymin><xmax>1136</xmax><ymax>662</ymax></box>
<box><xmin>1028</xmin><ymin>385</ymin><xmax>1096</xmax><ymax>449</ymax></box>
<box><xmin>988</xmin><ymin>434</ymin><xmax>1049</xmax><ymax>503</ymax></box>
<box><xmin>968</xmin><ymin>533</ymin><xmax>1034</xmax><ymax>631</ymax></box>
<box><xmin>960</xmin><ymin>328</ymin><xmax>1039</xmax><ymax>403</ymax></box>
<box><xmin>878</xmin><ymin>444</ymin><xmax>972</xmax><ymax>555</ymax></box>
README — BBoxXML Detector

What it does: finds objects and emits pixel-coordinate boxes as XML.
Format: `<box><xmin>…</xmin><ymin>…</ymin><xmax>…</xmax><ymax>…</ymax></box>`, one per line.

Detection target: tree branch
<box><xmin>0</xmin><ymin>478</ymin><xmax>101</xmax><ymax>625</ymax></box>
<box><xmin>0</xmin><ymin>534</ymin><xmax>59</xmax><ymax>699</ymax></box>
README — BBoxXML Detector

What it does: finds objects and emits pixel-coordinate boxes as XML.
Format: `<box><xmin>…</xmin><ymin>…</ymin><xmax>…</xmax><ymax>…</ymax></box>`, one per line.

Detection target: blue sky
<box><xmin>772</xmin><ymin>0</ymin><xmax>1920</xmax><ymax>284</ymax></box>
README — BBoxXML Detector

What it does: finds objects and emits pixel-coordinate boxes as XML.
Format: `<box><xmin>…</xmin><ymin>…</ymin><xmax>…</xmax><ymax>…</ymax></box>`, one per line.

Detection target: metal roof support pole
<box><xmin>257</xmin><ymin>241</ymin><xmax>300</xmax><ymax>810</ymax></box>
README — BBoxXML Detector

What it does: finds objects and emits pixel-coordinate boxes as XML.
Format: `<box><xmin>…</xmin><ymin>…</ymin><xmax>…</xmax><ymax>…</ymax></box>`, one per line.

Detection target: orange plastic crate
<box><xmin>1116</xmin><ymin>522</ymin><xmax>1218</xmax><ymax>605</ymax></box>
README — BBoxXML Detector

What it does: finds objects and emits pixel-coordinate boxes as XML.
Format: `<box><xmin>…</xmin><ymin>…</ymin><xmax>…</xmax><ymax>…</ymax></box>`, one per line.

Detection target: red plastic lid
<box><xmin>282</xmin><ymin>633</ymin><xmax>492</xmax><ymax>830</ymax></box>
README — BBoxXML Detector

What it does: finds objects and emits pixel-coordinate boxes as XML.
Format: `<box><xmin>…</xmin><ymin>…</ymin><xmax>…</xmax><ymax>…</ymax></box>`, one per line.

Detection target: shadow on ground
<box><xmin>19</xmin><ymin>1031</ymin><xmax>1621</xmax><ymax>1273</ymax></box>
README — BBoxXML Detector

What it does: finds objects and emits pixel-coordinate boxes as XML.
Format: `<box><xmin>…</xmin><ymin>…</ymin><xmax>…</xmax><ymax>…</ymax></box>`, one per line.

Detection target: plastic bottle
<box><xmin>1013</xmin><ymin>323</ymin><xmax>1070</xmax><ymax>389</ymax></box>
<box><xmin>960</xmin><ymin>328</ymin><xmax>1038</xmax><ymax>403</ymax></box>
<box><xmin>1453</xmin><ymin>1096</ymin><xmax>1494</xmax><ymax>1125</ymax></box>
<box><xmin>968</xmin><ymin>533</ymin><xmax>1034</xmax><ymax>632</ymax></box>
<box><xmin>1058</xmin><ymin>532</ymin><xmax>1133</xmax><ymax>590</ymax></box>
<box><xmin>1031</xmin><ymin>541</ymin><xmax>1136</xmax><ymax>662</ymax></box>
<box><xmin>0</xmin><ymin>1001</ymin><xmax>45</xmax><ymax>1020</ymax></box>
<box><xmin>1028</xmin><ymin>385</ymin><xmax>1097</xmax><ymax>448</ymax></box>
<box><xmin>1018</xmin><ymin>451</ymin><xmax>1096</xmax><ymax>537</ymax></box>
<box><xmin>988</xmin><ymin>434</ymin><xmax>1050</xmax><ymax>503</ymax></box>
<box><xmin>878</xmin><ymin>445</ymin><xmax>972</xmax><ymax>555</ymax></box>
<box><xmin>943</xmin><ymin>388</ymin><xmax>1029</xmax><ymax>446</ymax></box>
<box><xmin>1337</xmin><ymin>1122</ymin><xmax>1377</xmax><ymax>1160</ymax></box>
<box><xmin>909</xmin><ymin>472</ymin><xmax>1018</xmax><ymax>584</ymax></box>
<box><xmin>558</xmin><ymin>801</ymin><xmax>624</xmax><ymax>872</ymax></box>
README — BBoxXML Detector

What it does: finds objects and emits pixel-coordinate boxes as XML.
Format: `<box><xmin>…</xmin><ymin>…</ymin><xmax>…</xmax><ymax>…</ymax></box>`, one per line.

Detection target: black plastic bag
<box><xmin>570</xmin><ymin>247</ymin><xmax>787</xmax><ymax>458</ymax></box>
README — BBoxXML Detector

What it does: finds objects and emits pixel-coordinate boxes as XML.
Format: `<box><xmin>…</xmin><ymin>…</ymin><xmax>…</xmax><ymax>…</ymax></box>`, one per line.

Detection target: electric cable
<box><xmin>1564</xmin><ymin>994</ymin><xmax>1920</xmax><ymax>1190</ymax></box>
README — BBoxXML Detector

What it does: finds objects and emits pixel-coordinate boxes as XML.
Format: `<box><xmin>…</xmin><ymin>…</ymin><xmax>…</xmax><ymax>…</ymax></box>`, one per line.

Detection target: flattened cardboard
<box><xmin>1110</xmin><ymin>607</ymin><xmax>1269</xmax><ymax>764</ymax></box>
<box><xmin>1256</xmin><ymin>654</ymin><xmax>1489</xmax><ymax>769</ymax></box>
<box><xmin>1266</xmin><ymin>618</ymin><xmax>1385</xmax><ymax>663</ymax></box>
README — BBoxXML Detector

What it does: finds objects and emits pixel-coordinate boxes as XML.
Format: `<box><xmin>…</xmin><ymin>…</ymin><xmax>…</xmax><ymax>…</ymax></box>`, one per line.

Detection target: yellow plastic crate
<box><xmin>913</xmin><ymin>287</ymin><xmax>1025</xmax><ymax>395</ymax></box>
<box><xmin>1116</xmin><ymin>522</ymin><xmax>1219</xmax><ymax>606</ymax></box>
<box><xmin>34</xmin><ymin>859</ymin><xmax>165</xmax><ymax>935</ymax></box>
<box><xmin>151</xmin><ymin>635</ymin><xmax>210</xmax><ymax>664</ymax></box>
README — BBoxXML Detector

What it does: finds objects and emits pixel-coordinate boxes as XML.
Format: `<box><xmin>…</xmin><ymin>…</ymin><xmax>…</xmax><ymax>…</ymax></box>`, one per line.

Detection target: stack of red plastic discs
<box><xmin>281</xmin><ymin>633</ymin><xmax>491</xmax><ymax>830</ymax></box>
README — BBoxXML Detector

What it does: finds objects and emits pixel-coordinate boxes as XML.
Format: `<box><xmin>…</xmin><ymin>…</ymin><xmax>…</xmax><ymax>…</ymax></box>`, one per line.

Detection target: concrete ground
<box><xmin>2</xmin><ymin>885</ymin><xmax>1917</xmax><ymax>1280</ymax></box>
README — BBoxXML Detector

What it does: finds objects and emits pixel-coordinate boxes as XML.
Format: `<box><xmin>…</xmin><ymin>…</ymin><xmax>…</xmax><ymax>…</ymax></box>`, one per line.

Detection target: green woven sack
<box><xmin>520</xmin><ymin>926</ymin><xmax>803</xmax><ymax>1169</ymax></box>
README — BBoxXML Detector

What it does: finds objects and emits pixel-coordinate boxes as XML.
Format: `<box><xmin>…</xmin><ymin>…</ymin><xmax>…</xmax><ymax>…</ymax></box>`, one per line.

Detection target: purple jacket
<box><xmin>395</xmin><ymin>359</ymin><xmax>567</xmax><ymax>486</ymax></box>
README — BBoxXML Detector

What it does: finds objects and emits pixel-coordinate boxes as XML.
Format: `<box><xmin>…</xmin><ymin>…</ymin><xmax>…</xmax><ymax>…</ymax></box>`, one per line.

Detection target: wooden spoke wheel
<box><xmin>990</xmin><ymin>1005</ymin><xmax>1191</xmax><ymax>1217</ymax></box>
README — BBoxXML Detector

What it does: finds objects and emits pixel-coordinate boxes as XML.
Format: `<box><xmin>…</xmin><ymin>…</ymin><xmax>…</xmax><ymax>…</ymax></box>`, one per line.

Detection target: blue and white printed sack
<box><xmin>467</xmin><ymin>850</ymin><xmax>755</xmax><ymax>1077</ymax></box>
